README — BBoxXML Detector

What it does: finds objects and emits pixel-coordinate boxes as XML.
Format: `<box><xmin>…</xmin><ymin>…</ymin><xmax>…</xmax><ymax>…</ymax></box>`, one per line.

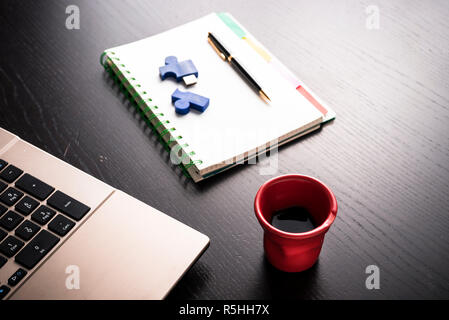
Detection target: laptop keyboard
<box><xmin>0</xmin><ymin>159</ymin><xmax>90</xmax><ymax>299</ymax></box>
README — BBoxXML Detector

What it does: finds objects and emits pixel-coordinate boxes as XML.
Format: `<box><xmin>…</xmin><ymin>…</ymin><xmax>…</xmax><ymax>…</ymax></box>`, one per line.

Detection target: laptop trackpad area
<box><xmin>11</xmin><ymin>190</ymin><xmax>209</xmax><ymax>300</ymax></box>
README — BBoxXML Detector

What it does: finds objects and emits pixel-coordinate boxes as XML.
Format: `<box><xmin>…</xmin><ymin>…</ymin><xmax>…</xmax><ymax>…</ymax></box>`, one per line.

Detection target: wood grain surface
<box><xmin>0</xmin><ymin>0</ymin><xmax>448</xmax><ymax>299</ymax></box>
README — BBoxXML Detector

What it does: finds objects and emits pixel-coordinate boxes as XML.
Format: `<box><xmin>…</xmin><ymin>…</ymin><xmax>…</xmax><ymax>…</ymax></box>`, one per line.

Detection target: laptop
<box><xmin>0</xmin><ymin>127</ymin><xmax>209</xmax><ymax>299</ymax></box>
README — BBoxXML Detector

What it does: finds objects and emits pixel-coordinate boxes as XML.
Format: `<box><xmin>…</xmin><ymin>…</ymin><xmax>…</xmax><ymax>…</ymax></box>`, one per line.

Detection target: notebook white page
<box><xmin>106</xmin><ymin>13</ymin><xmax>323</xmax><ymax>177</ymax></box>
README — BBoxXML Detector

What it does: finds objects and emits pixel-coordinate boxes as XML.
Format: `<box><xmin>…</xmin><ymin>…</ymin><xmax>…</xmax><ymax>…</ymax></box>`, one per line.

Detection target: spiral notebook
<box><xmin>101</xmin><ymin>13</ymin><xmax>335</xmax><ymax>182</ymax></box>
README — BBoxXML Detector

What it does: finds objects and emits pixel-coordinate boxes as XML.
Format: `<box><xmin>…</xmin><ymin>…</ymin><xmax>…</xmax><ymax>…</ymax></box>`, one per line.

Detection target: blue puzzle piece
<box><xmin>159</xmin><ymin>56</ymin><xmax>198</xmax><ymax>82</ymax></box>
<box><xmin>171</xmin><ymin>89</ymin><xmax>209</xmax><ymax>115</ymax></box>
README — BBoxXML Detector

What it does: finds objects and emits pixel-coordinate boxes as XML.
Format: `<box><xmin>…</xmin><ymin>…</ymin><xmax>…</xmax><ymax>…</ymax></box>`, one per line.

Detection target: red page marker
<box><xmin>296</xmin><ymin>85</ymin><xmax>328</xmax><ymax>116</ymax></box>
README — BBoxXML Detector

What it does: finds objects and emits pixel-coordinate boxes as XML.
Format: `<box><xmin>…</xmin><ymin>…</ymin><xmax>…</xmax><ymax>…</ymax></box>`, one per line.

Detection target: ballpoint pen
<box><xmin>207</xmin><ymin>32</ymin><xmax>271</xmax><ymax>102</ymax></box>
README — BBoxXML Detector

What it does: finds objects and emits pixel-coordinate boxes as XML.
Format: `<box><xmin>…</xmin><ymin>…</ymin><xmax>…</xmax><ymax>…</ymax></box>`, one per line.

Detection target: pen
<box><xmin>207</xmin><ymin>32</ymin><xmax>271</xmax><ymax>102</ymax></box>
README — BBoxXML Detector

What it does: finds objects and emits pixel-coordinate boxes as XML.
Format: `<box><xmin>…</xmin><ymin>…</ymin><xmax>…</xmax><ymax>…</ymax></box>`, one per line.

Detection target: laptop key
<box><xmin>0</xmin><ymin>228</ymin><xmax>7</xmax><ymax>242</ymax></box>
<box><xmin>8</xmin><ymin>268</ymin><xmax>27</xmax><ymax>287</ymax></box>
<box><xmin>15</xmin><ymin>196</ymin><xmax>39</xmax><ymax>216</ymax></box>
<box><xmin>0</xmin><ymin>181</ymin><xmax>6</xmax><ymax>193</ymax></box>
<box><xmin>0</xmin><ymin>159</ymin><xmax>8</xmax><ymax>171</ymax></box>
<box><xmin>0</xmin><ymin>187</ymin><xmax>24</xmax><ymax>207</ymax></box>
<box><xmin>31</xmin><ymin>205</ymin><xmax>56</xmax><ymax>225</ymax></box>
<box><xmin>0</xmin><ymin>235</ymin><xmax>25</xmax><ymax>258</ymax></box>
<box><xmin>15</xmin><ymin>220</ymin><xmax>40</xmax><ymax>241</ymax></box>
<box><xmin>0</xmin><ymin>255</ymin><xmax>7</xmax><ymax>268</ymax></box>
<box><xmin>47</xmin><ymin>191</ymin><xmax>90</xmax><ymax>221</ymax></box>
<box><xmin>0</xmin><ymin>211</ymin><xmax>24</xmax><ymax>231</ymax></box>
<box><xmin>0</xmin><ymin>165</ymin><xmax>23</xmax><ymax>183</ymax></box>
<box><xmin>0</xmin><ymin>285</ymin><xmax>10</xmax><ymax>299</ymax></box>
<box><xmin>48</xmin><ymin>214</ymin><xmax>75</xmax><ymax>237</ymax></box>
<box><xmin>15</xmin><ymin>230</ymin><xmax>60</xmax><ymax>269</ymax></box>
<box><xmin>0</xmin><ymin>204</ymin><xmax>7</xmax><ymax>217</ymax></box>
<box><xmin>16</xmin><ymin>173</ymin><xmax>55</xmax><ymax>201</ymax></box>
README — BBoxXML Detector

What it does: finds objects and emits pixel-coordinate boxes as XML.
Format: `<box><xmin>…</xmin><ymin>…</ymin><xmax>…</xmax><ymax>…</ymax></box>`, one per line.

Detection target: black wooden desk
<box><xmin>1</xmin><ymin>0</ymin><xmax>448</xmax><ymax>299</ymax></box>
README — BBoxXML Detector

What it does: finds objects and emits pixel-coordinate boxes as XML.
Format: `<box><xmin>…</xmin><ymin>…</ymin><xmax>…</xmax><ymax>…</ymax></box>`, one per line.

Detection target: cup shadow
<box><xmin>255</xmin><ymin>255</ymin><xmax>321</xmax><ymax>300</ymax></box>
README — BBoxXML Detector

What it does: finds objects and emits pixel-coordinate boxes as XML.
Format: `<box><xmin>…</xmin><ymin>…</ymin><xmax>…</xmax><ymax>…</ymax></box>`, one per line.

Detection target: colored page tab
<box><xmin>217</xmin><ymin>12</ymin><xmax>246</xmax><ymax>38</ymax></box>
<box><xmin>243</xmin><ymin>37</ymin><xmax>272</xmax><ymax>62</ymax></box>
<box><xmin>297</xmin><ymin>86</ymin><xmax>328</xmax><ymax>116</ymax></box>
<box><xmin>270</xmin><ymin>59</ymin><xmax>301</xmax><ymax>87</ymax></box>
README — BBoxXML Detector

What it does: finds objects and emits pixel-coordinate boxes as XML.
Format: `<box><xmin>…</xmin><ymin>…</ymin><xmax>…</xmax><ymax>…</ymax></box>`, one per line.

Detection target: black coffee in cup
<box><xmin>270</xmin><ymin>206</ymin><xmax>316</xmax><ymax>233</ymax></box>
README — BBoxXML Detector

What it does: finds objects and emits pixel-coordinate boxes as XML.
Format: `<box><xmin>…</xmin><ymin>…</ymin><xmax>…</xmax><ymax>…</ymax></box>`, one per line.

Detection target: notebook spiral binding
<box><xmin>100</xmin><ymin>51</ymin><xmax>203</xmax><ymax>179</ymax></box>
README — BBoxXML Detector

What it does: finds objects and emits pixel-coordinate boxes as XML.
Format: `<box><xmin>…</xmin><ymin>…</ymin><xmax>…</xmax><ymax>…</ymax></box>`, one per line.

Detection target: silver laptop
<box><xmin>0</xmin><ymin>127</ymin><xmax>209</xmax><ymax>299</ymax></box>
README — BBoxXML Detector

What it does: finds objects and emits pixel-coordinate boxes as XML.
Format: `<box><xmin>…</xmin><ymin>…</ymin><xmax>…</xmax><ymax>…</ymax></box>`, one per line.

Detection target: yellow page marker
<box><xmin>243</xmin><ymin>37</ymin><xmax>272</xmax><ymax>62</ymax></box>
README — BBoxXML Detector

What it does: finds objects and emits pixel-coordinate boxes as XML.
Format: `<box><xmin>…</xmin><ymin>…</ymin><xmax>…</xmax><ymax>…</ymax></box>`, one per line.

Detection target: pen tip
<box><xmin>259</xmin><ymin>90</ymin><xmax>271</xmax><ymax>102</ymax></box>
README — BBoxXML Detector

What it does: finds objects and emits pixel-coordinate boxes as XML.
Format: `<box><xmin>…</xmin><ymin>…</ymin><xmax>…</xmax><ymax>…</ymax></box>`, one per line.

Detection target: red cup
<box><xmin>254</xmin><ymin>174</ymin><xmax>337</xmax><ymax>272</ymax></box>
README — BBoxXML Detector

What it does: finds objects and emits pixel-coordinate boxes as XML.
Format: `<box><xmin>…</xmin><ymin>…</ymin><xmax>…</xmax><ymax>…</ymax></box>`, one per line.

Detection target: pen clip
<box><xmin>207</xmin><ymin>37</ymin><xmax>226</xmax><ymax>61</ymax></box>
